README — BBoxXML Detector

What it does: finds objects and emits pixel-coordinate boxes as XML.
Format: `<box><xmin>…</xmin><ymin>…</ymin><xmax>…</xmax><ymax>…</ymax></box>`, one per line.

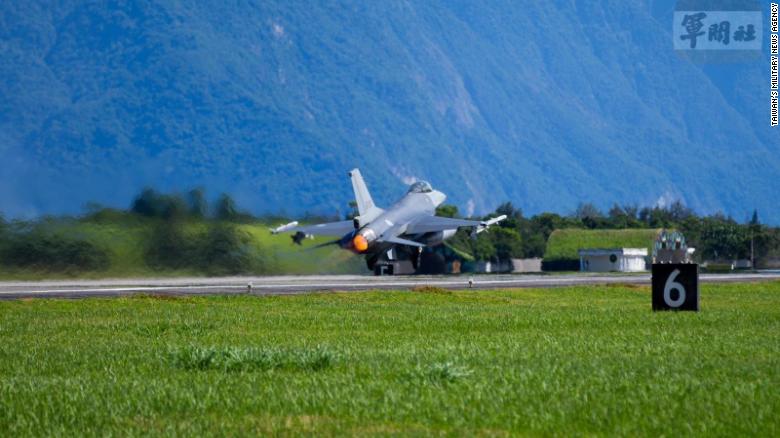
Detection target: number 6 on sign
<box><xmin>663</xmin><ymin>269</ymin><xmax>686</xmax><ymax>307</ymax></box>
<box><xmin>652</xmin><ymin>263</ymin><xmax>699</xmax><ymax>311</ymax></box>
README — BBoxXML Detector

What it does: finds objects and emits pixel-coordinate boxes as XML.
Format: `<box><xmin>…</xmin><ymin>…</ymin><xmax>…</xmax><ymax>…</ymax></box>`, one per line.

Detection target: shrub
<box><xmin>145</xmin><ymin>222</ymin><xmax>196</xmax><ymax>270</ymax></box>
<box><xmin>198</xmin><ymin>224</ymin><xmax>253</xmax><ymax>275</ymax></box>
<box><xmin>1</xmin><ymin>230</ymin><xmax>110</xmax><ymax>271</ymax></box>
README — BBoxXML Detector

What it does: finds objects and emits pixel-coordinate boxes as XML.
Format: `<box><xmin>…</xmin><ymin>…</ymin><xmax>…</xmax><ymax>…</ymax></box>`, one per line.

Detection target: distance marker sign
<box><xmin>652</xmin><ymin>264</ymin><xmax>699</xmax><ymax>311</ymax></box>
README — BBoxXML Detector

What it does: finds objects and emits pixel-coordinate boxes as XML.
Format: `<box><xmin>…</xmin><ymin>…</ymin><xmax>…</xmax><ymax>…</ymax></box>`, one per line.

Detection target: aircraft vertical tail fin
<box><xmin>349</xmin><ymin>168</ymin><xmax>382</xmax><ymax>222</ymax></box>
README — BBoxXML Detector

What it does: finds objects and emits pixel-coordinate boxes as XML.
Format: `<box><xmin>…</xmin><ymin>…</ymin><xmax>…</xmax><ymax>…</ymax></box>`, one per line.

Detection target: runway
<box><xmin>0</xmin><ymin>272</ymin><xmax>779</xmax><ymax>299</ymax></box>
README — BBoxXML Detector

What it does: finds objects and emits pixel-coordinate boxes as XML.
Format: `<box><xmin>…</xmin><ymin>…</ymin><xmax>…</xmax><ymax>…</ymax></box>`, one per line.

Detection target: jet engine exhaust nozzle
<box><xmin>352</xmin><ymin>234</ymin><xmax>369</xmax><ymax>253</ymax></box>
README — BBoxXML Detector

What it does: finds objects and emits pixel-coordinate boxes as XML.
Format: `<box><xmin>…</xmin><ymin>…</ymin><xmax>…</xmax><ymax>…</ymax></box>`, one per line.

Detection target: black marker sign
<box><xmin>652</xmin><ymin>264</ymin><xmax>699</xmax><ymax>311</ymax></box>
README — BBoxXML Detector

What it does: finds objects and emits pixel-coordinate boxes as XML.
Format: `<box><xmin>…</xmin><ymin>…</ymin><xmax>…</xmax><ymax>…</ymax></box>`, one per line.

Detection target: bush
<box><xmin>145</xmin><ymin>223</ymin><xmax>195</xmax><ymax>270</ymax></box>
<box><xmin>198</xmin><ymin>224</ymin><xmax>254</xmax><ymax>275</ymax></box>
<box><xmin>131</xmin><ymin>188</ymin><xmax>188</xmax><ymax>220</ymax></box>
<box><xmin>144</xmin><ymin>222</ymin><xmax>261</xmax><ymax>275</ymax></box>
<box><xmin>1</xmin><ymin>231</ymin><xmax>110</xmax><ymax>271</ymax></box>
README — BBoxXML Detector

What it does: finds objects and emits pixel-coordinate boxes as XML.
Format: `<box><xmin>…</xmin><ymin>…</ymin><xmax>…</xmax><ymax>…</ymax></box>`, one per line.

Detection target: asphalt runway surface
<box><xmin>1</xmin><ymin>272</ymin><xmax>779</xmax><ymax>299</ymax></box>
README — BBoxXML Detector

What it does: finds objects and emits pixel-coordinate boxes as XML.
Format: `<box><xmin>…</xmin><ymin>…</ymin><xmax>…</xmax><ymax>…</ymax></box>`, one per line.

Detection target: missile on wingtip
<box><xmin>270</xmin><ymin>221</ymin><xmax>299</xmax><ymax>234</ymax></box>
<box><xmin>471</xmin><ymin>215</ymin><xmax>508</xmax><ymax>238</ymax></box>
<box><xmin>477</xmin><ymin>215</ymin><xmax>507</xmax><ymax>233</ymax></box>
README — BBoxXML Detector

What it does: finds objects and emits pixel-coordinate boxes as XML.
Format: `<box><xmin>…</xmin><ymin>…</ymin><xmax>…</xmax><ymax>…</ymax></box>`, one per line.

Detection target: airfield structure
<box><xmin>578</xmin><ymin>248</ymin><xmax>648</xmax><ymax>272</ymax></box>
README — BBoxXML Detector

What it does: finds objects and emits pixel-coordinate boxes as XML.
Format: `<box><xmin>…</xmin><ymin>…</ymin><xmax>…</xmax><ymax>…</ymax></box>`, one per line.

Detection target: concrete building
<box><xmin>578</xmin><ymin>248</ymin><xmax>648</xmax><ymax>272</ymax></box>
<box><xmin>512</xmin><ymin>258</ymin><xmax>543</xmax><ymax>273</ymax></box>
<box><xmin>469</xmin><ymin>258</ymin><xmax>544</xmax><ymax>274</ymax></box>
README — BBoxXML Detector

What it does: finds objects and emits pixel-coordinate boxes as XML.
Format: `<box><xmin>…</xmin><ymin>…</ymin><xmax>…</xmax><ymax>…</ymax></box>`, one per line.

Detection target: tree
<box><xmin>130</xmin><ymin>188</ymin><xmax>187</xmax><ymax>220</ymax></box>
<box><xmin>608</xmin><ymin>204</ymin><xmax>631</xmax><ymax>228</ymax></box>
<box><xmin>160</xmin><ymin>195</ymin><xmax>187</xmax><ymax>220</ymax></box>
<box><xmin>215</xmin><ymin>194</ymin><xmax>238</xmax><ymax>221</ymax></box>
<box><xmin>698</xmin><ymin>215</ymin><xmax>749</xmax><ymax>260</ymax></box>
<box><xmin>575</xmin><ymin>202</ymin><xmax>603</xmax><ymax>220</ymax></box>
<box><xmin>131</xmin><ymin>188</ymin><xmax>164</xmax><ymax>217</ymax></box>
<box><xmin>145</xmin><ymin>222</ymin><xmax>193</xmax><ymax>269</ymax></box>
<box><xmin>471</xmin><ymin>234</ymin><xmax>496</xmax><ymax>262</ymax></box>
<box><xmin>489</xmin><ymin>227</ymin><xmax>524</xmax><ymax>261</ymax></box>
<box><xmin>530</xmin><ymin>213</ymin><xmax>568</xmax><ymax>240</ymax></box>
<box><xmin>749</xmin><ymin>210</ymin><xmax>761</xmax><ymax>267</ymax></box>
<box><xmin>519</xmin><ymin>232</ymin><xmax>545</xmax><ymax>258</ymax></box>
<box><xmin>436</xmin><ymin>204</ymin><xmax>459</xmax><ymax>218</ymax></box>
<box><xmin>188</xmin><ymin>188</ymin><xmax>208</xmax><ymax>218</ymax></box>
<box><xmin>669</xmin><ymin>200</ymin><xmax>693</xmax><ymax>222</ymax></box>
<box><xmin>495</xmin><ymin>202</ymin><xmax>523</xmax><ymax>221</ymax></box>
<box><xmin>199</xmin><ymin>224</ymin><xmax>253</xmax><ymax>275</ymax></box>
<box><xmin>639</xmin><ymin>206</ymin><xmax>673</xmax><ymax>228</ymax></box>
<box><xmin>575</xmin><ymin>202</ymin><xmax>606</xmax><ymax>229</ymax></box>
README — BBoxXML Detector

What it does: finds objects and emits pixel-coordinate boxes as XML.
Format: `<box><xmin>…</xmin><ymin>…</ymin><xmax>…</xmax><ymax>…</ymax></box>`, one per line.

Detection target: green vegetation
<box><xmin>543</xmin><ymin>229</ymin><xmax>661</xmax><ymax>262</ymax></box>
<box><xmin>441</xmin><ymin>202</ymin><xmax>780</xmax><ymax>269</ymax></box>
<box><xmin>2</xmin><ymin>190</ymin><xmax>780</xmax><ymax>278</ymax></box>
<box><xmin>1</xmin><ymin>282</ymin><xmax>778</xmax><ymax>435</ymax></box>
<box><xmin>0</xmin><ymin>219</ymin><xmax>362</xmax><ymax>279</ymax></box>
<box><xmin>0</xmin><ymin>188</ymin><xmax>364</xmax><ymax>279</ymax></box>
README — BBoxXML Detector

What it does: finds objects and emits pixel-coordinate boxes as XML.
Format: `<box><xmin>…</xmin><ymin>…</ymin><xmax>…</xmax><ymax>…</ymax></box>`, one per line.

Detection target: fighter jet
<box><xmin>271</xmin><ymin>169</ymin><xmax>505</xmax><ymax>274</ymax></box>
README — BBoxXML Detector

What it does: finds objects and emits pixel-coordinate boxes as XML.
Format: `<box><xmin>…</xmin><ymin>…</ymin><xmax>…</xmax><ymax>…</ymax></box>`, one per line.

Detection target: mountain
<box><xmin>1</xmin><ymin>1</ymin><xmax>778</xmax><ymax>222</ymax></box>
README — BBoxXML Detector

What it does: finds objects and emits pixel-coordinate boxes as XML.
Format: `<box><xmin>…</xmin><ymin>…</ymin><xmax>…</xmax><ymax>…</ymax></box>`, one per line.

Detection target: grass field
<box><xmin>1</xmin><ymin>282</ymin><xmax>779</xmax><ymax>436</ymax></box>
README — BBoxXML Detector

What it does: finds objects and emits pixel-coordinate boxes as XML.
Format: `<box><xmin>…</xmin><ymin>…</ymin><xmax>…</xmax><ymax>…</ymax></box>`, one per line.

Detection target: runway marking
<box><xmin>0</xmin><ymin>277</ymin><xmax>648</xmax><ymax>295</ymax></box>
<box><xmin>0</xmin><ymin>273</ymin><xmax>777</xmax><ymax>298</ymax></box>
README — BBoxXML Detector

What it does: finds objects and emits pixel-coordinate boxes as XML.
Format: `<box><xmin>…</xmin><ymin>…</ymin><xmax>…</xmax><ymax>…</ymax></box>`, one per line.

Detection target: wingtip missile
<box><xmin>270</xmin><ymin>221</ymin><xmax>299</xmax><ymax>234</ymax></box>
<box><xmin>472</xmin><ymin>214</ymin><xmax>508</xmax><ymax>238</ymax></box>
<box><xmin>478</xmin><ymin>214</ymin><xmax>507</xmax><ymax>232</ymax></box>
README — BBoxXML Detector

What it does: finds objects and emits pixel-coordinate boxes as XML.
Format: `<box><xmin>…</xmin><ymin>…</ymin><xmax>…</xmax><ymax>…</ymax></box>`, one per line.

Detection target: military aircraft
<box><xmin>271</xmin><ymin>169</ymin><xmax>505</xmax><ymax>274</ymax></box>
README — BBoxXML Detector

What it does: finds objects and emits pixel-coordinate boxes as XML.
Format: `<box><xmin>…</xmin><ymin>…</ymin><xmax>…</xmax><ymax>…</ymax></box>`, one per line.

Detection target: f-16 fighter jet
<box><xmin>271</xmin><ymin>169</ymin><xmax>505</xmax><ymax>274</ymax></box>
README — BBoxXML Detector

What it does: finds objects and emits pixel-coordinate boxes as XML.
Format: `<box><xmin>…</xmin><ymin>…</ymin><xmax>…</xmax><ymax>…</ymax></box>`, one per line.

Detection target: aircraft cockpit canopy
<box><xmin>408</xmin><ymin>181</ymin><xmax>433</xmax><ymax>193</ymax></box>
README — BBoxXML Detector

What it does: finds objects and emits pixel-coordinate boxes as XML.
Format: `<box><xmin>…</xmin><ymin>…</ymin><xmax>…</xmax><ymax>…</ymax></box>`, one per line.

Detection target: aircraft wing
<box><xmin>404</xmin><ymin>216</ymin><xmax>484</xmax><ymax>234</ymax></box>
<box><xmin>274</xmin><ymin>220</ymin><xmax>355</xmax><ymax>237</ymax></box>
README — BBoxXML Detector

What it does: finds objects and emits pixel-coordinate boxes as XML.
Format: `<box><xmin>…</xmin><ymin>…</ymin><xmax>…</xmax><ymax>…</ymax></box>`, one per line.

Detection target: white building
<box><xmin>578</xmin><ymin>248</ymin><xmax>648</xmax><ymax>272</ymax></box>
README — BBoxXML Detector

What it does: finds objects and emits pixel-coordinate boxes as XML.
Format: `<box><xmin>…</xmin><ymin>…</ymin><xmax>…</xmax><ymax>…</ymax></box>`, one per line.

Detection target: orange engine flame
<box><xmin>352</xmin><ymin>234</ymin><xmax>369</xmax><ymax>253</ymax></box>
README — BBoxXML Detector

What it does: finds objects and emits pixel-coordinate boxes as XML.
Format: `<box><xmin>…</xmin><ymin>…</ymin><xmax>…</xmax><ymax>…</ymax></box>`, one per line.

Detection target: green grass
<box><xmin>0</xmin><ymin>220</ymin><xmax>363</xmax><ymax>280</ymax></box>
<box><xmin>1</xmin><ymin>282</ymin><xmax>779</xmax><ymax>436</ymax></box>
<box><xmin>544</xmin><ymin>228</ymin><xmax>661</xmax><ymax>261</ymax></box>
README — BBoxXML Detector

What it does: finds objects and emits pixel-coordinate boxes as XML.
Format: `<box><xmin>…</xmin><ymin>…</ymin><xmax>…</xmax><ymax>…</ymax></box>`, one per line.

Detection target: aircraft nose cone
<box><xmin>352</xmin><ymin>234</ymin><xmax>369</xmax><ymax>253</ymax></box>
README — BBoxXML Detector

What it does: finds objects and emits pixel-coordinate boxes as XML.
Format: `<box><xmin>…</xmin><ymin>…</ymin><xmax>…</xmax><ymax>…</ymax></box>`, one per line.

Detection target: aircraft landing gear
<box><xmin>366</xmin><ymin>247</ymin><xmax>418</xmax><ymax>276</ymax></box>
<box><xmin>410</xmin><ymin>247</ymin><xmax>422</xmax><ymax>270</ymax></box>
<box><xmin>374</xmin><ymin>263</ymin><xmax>394</xmax><ymax>276</ymax></box>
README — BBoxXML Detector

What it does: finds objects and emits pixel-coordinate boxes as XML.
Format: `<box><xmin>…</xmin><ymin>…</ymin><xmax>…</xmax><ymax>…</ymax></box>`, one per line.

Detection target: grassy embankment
<box><xmin>1</xmin><ymin>282</ymin><xmax>778</xmax><ymax>435</ymax></box>
<box><xmin>542</xmin><ymin>229</ymin><xmax>661</xmax><ymax>271</ymax></box>
<box><xmin>0</xmin><ymin>220</ymin><xmax>363</xmax><ymax>280</ymax></box>
<box><xmin>544</xmin><ymin>228</ymin><xmax>661</xmax><ymax>261</ymax></box>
